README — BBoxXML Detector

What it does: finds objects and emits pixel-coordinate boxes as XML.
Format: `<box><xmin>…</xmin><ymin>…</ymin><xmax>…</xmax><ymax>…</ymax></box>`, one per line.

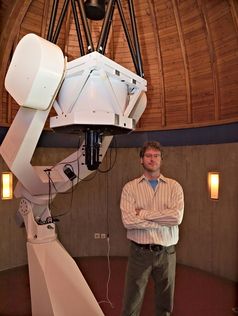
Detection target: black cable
<box><xmin>49</xmin><ymin>180</ymin><xmax>75</xmax><ymax>219</ymax></box>
<box><xmin>43</xmin><ymin>168</ymin><xmax>53</xmax><ymax>213</ymax></box>
<box><xmin>43</xmin><ymin>135</ymin><xmax>117</xmax><ymax>220</ymax></box>
<box><xmin>98</xmin><ymin>137</ymin><xmax>118</xmax><ymax>173</ymax></box>
<box><xmin>98</xmin><ymin>157</ymin><xmax>114</xmax><ymax>309</ymax></box>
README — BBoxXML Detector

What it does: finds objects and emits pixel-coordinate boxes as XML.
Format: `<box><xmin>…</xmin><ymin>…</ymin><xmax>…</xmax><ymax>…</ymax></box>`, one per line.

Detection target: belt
<box><xmin>132</xmin><ymin>241</ymin><xmax>165</xmax><ymax>252</ymax></box>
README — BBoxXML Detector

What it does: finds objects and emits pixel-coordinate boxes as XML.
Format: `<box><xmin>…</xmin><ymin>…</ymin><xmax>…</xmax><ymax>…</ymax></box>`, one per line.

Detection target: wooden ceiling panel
<box><xmin>0</xmin><ymin>0</ymin><xmax>238</xmax><ymax>132</ymax></box>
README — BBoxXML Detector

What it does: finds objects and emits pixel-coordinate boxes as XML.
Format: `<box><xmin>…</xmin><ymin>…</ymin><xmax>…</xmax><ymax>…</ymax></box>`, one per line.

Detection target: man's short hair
<box><xmin>139</xmin><ymin>141</ymin><xmax>163</xmax><ymax>158</ymax></box>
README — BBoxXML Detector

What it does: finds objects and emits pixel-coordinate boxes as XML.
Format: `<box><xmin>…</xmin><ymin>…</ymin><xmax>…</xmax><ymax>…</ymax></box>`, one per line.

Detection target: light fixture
<box><xmin>1</xmin><ymin>172</ymin><xmax>13</xmax><ymax>200</ymax></box>
<box><xmin>208</xmin><ymin>172</ymin><xmax>219</xmax><ymax>200</ymax></box>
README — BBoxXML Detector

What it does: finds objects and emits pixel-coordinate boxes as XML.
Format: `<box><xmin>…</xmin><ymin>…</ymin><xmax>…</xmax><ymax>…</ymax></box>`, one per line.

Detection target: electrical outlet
<box><xmin>94</xmin><ymin>233</ymin><xmax>100</xmax><ymax>239</ymax></box>
<box><xmin>100</xmin><ymin>233</ymin><xmax>107</xmax><ymax>239</ymax></box>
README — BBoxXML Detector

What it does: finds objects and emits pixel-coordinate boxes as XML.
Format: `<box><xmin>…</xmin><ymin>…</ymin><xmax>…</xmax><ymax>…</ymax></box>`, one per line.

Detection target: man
<box><xmin>120</xmin><ymin>141</ymin><xmax>184</xmax><ymax>316</ymax></box>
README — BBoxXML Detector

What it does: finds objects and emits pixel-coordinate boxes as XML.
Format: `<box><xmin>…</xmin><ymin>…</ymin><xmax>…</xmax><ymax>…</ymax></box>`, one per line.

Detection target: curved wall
<box><xmin>0</xmin><ymin>144</ymin><xmax>238</xmax><ymax>282</ymax></box>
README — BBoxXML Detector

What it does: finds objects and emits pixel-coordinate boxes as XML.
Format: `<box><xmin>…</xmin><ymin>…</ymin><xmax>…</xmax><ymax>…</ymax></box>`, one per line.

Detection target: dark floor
<box><xmin>0</xmin><ymin>257</ymin><xmax>237</xmax><ymax>316</ymax></box>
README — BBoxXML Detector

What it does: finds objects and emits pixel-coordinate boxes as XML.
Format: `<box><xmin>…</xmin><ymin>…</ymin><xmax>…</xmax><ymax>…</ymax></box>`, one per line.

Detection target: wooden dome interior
<box><xmin>1</xmin><ymin>0</ymin><xmax>238</xmax><ymax>132</ymax></box>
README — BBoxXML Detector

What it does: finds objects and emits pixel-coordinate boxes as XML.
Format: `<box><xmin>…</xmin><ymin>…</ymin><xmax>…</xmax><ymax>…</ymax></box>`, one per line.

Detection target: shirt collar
<box><xmin>137</xmin><ymin>174</ymin><xmax>167</xmax><ymax>184</ymax></box>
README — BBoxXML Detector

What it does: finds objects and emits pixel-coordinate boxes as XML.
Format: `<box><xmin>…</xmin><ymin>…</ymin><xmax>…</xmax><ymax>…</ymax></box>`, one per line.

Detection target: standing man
<box><xmin>120</xmin><ymin>141</ymin><xmax>184</xmax><ymax>316</ymax></box>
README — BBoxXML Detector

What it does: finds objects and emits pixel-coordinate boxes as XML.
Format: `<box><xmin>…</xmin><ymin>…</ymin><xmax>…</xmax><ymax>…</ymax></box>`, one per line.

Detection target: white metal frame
<box><xmin>0</xmin><ymin>33</ymin><xmax>147</xmax><ymax>316</ymax></box>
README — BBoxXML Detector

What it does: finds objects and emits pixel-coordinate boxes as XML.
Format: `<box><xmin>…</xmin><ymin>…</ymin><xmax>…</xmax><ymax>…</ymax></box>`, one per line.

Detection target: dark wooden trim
<box><xmin>172</xmin><ymin>0</ymin><xmax>192</xmax><ymax>124</ymax></box>
<box><xmin>0</xmin><ymin>0</ymin><xmax>33</xmax><ymax>123</ymax></box>
<box><xmin>197</xmin><ymin>0</ymin><xmax>220</xmax><ymax>120</ymax></box>
<box><xmin>41</xmin><ymin>0</ymin><xmax>50</xmax><ymax>38</ymax></box>
<box><xmin>1</xmin><ymin>122</ymin><xmax>238</xmax><ymax>148</ymax></box>
<box><xmin>147</xmin><ymin>0</ymin><xmax>166</xmax><ymax>127</ymax></box>
<box><xmin>229</xmin><ymin>0</ymin><xmax>238</xmax><ymax>37</ymax></box>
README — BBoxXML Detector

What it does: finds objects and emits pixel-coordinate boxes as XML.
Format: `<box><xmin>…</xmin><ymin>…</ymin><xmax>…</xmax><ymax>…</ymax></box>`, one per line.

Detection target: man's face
<box><xmin>141</xmin><ymin>148</ymin><xmax>162</xmax><ymax>173</ymax></box>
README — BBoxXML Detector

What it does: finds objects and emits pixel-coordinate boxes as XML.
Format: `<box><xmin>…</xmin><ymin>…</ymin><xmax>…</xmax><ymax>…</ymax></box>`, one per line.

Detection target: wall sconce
<box><xmin>1</xmin><ymin>172</ymin><xmax>13</xmax><ymax>200</ymax></box>
<box><xmin>208</xmin><ymin>172</ymin><xmax>219</xmax><ymax>200</ymax></box>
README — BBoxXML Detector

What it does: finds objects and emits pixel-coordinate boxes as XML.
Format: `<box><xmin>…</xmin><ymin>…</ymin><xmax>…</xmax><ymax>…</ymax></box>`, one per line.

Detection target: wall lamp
<box><xmin>1</xmin><ymin>172</ymin><xmax>13</xmax><ymax>200</ymax></box>
<box><xmin>208</xmin><ymin>172</ymin><xmax>219</xmax><ymax>200</ymax></box>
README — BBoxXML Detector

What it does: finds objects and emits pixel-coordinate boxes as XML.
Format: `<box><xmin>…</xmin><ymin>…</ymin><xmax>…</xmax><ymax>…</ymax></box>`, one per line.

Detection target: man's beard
<box><xmin>142</xmin><ymin>163</ymin><xmax>160</xmax><ymax>174</ymax></box>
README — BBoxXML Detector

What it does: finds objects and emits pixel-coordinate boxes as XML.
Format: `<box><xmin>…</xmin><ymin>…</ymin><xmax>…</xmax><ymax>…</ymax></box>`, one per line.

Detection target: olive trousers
<box><xmin>121</xmin><ymin>241</ymin><xmax>176</xmax><ymax>316</ymax></box>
